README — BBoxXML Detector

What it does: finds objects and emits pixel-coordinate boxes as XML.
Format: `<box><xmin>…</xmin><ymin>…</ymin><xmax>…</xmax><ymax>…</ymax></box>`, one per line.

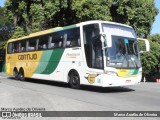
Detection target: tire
<box><xmin>18</xmin><ymin>69</ymin><xmax>25</xmax><ymax>81</ymax></box>
<box><xmin>69</xmin><ymin>71</ymin><xmax>80</xmax><ymax>89</ymax></box>
<box><xmin>13</xmin><ymin>69</ymin><xmax>19</xmax><ymax>80</ymax></box>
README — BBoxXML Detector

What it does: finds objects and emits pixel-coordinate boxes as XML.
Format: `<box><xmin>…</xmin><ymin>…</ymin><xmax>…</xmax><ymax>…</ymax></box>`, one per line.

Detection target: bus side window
<box><xmin>65</xmin><ymin>27</ymin><xmax>80</xmax><ymax>48</ymax></box>
<box><xmin>59</xmin><ymin>41</ymin><xmax>62</xmax><ymax>47</ymax></box>
<box><xmin>51</xmin><ymin>31</ymin><xmax>64</xmax><ymax>48</ymax></box>
<box><xmin>16</xmin><ymin>43</ymin><xmax>19</xmax><ymax>52</ymax></box>
<box><xmin>49</xmin><ymin>35</ymin><xmax>56</xmax><ymax>48</ymax></box>
<box><xmin>28</xmin><ymin>38</ymin><xmax>37</xmax><ymax>51</ymax></box>
<box><xmin>19</xmin><ymin>40</ymin><xmax>26</xmax><ymax>52</ymax></box>
<box><xmin>12</xmin><ymin>42</ymin><xmax>19</xmax><ymax>53</ymax></box>
<box><xmin>7</xmin><ymin>43</ymin><xmax>12</xmax><ymax>54</ymax></box>
<box><xmin>48</xmin><ymin>35</ymin><xmax>53</xmax><ymax>49</ymax></box>
<box><xmin>12</xmin><ymin>43</ymin><xmax>15</xmax><ymax>53</ymax></box>
<box><xmin>66</xmin><ymin>41</ymin><xmax>71</xmax><ymax>47</ymax></box>
<box><xmin>38</xmin><ymin>35</ymin><xmax>49</xmax><ymax>50</ymax></box>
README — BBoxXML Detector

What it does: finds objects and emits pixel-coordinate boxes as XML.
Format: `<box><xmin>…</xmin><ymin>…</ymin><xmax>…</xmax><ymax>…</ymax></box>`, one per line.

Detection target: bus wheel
<box><xmin>13</xmin><ymin>69</ymin><xmax>19</xmax><ymax>80</ymax></box>
<box><xmin>69</xmin><ymin>71</ymin><xmax>80</xmax><ymax>89</ymax></box>
<box><xmin>19</xmin><ymin>69</ymin><xmax>25</xmax><ymax>81</ymax></box>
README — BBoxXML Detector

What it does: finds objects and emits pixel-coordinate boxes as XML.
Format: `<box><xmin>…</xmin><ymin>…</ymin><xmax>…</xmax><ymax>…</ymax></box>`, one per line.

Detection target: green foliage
<box><xmin>0</xmin><ymin>7</ymin><xmax>13</xmax><ymax>61</ymax></box>
<box><xmin>4</xmin><ymin>0</ymin><xmax>158</xmax><ymax>38</ymax></box>
<box><xmin>140</xmin><ymin>35</ymin><xmax>160</xmax><ymax>80</ymax></box>
<box><xmin>148</xmin><ymin>34</ymin><xmax>160</xmax><ymax>44</ymax></box>
<box><xmin>73</xmin><ymin>0</ymin><xmax>112</xmax><ymax>22</ymax></box>
<box><xmin>4</xmin><ymin>0</ymin><xmax>158</xmax><ymax>36</ymax></box>
<box><xmin>11</xmin><ymin>26</ymin><xmax>26</xmax><ymax>38</ymax></box>
<box><xmin>111</xmin><ymin>0</ymin><xmax>158</xmax><ymax>38</ymax></box>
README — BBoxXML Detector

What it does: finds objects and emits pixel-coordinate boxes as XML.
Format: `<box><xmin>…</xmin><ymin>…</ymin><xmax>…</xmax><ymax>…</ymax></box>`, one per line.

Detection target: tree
<box><xmin>140</xmin><ymin>34</ymin><xmax>160</xmax><ymax>81</ymax></box>
<box><xmin>72</xmin><ymin>0</ymin><xmax>112</xmax><ymax>22</ymax></box>
<box><xmin>5</xmin><ymin>0</ymin><xmax>61</xmax><ymax>35</ymax></box>
<box><xmin>0</xmin><ymin>7</ymin><xmax>13</xmax><ymax>62</ymax></box>
<box><xmin>5</xmin><ymin>0</ymin><xmax>158</xmax><ymax>38</ymax></box>
<box><xmin>110</xmin><ymin>0</ymin><xmax>158</xmax><ymax>38</ymax></box>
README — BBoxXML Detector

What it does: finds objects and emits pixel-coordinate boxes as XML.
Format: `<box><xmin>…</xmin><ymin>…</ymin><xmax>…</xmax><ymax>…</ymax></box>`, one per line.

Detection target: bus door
<box><xmin>83</xmin><ymin>24</ymin><xmax>104</xmax><ymax>71</ymax></box>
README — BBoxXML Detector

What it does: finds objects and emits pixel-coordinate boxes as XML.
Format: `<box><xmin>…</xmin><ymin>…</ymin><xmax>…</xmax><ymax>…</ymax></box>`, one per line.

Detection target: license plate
<box><xmin>126</xmin><ymin>80</ymin><xmax>131</xmax><ymax>83</ymax></box>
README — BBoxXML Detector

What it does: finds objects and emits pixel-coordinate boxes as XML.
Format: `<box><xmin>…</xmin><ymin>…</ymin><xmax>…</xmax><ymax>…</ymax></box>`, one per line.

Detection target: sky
<box><xmin>0</xmin><ymin>0</ymin><xmax>160</xmax><ymax>35</ymax></box>
<box><xmin>151</xmin><ymin>0</ymin><xmax>160</xmax><ymax>34</ymax></box>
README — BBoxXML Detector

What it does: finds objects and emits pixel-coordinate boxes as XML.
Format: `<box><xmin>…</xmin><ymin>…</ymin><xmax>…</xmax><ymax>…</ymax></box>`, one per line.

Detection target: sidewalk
<box><xmin>0</xmin><ymin>72</ymin><xmax>9</xmax><ymax>78</ymax></box>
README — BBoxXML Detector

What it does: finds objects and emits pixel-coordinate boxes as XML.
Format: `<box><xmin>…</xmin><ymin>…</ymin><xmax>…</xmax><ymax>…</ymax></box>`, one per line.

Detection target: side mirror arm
<box><xmin>137</xmin><ymin>38</ymin><xmax>150</xmax><ymax>53</ymax></box>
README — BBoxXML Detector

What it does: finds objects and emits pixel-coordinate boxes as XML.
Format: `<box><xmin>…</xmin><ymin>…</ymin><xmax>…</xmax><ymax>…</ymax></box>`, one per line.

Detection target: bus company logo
<box><xmin>66</xmin><ymin>53</ymin><xmax>80</xmax><ymax>58</ymax></box>
<box><xmin>88</xmin><ymin>74</ymin><xmax>96</xmax><ymax>84</ymax></box>
<box><xmin>18</xmin><ymin>53</ymin><xmax>37</xmax><ymax>60</ymax></box>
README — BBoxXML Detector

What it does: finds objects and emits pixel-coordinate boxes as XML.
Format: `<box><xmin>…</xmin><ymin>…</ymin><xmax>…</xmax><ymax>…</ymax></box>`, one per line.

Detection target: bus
<box><xmin>6</xmin><ymin>20</ymin><xmax>150</xmax><ymax>89</ymax></box>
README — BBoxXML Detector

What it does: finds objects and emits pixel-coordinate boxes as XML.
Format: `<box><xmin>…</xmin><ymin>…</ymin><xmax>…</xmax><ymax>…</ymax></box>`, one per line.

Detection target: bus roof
<box><xmin>79</xmin><ymin>20</ymin><xmax>133</xmax><ymax>29</ymax></box>
<box><xmin>8</xmin><ymin>20</ymin><xmax>133</xmax><ymax>42</ymax></box>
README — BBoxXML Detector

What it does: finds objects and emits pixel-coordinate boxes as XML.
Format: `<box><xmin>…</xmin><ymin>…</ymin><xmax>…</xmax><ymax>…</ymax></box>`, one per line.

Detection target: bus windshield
<box><xmin>105</xmin><ymin>36</ymin><xmax>141</xmax><ymax>68</ymax></box>
<box><xmin>102</xmin><ymin>23</ymin><xmax>141</xmax><ymax>69</ymax></box>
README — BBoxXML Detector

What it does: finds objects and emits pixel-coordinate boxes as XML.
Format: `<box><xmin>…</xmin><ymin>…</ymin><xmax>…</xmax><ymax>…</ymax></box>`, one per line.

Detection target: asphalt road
<box><xmin>0</xmin><ymin>73</ymin><xmax>160</xmax><ymax>120</ymax></box>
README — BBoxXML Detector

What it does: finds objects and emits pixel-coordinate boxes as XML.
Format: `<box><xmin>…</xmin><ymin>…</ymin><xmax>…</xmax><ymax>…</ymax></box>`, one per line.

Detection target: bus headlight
<box><xmin>104</xmin><ymin>71</ymin><xmax>117</xmax><ymax>76</ymax></box>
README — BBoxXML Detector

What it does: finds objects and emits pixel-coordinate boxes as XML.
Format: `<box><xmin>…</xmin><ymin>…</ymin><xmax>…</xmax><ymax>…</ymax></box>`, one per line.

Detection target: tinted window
<box><xmin>7</xmin><ymin>43</ymin><xmax>12</xmax><ymax>54</ymax></box>
<box><xmin>12</xmin><ymin>42</ymin><xmax>20</xmax><ymax>53</ymax></box>
<box><xmin>27</xmin><ymin>38</ymin><xmax>37</xmax><ymax>51</ymax></box>
<box><xmin>48</xmin><ymin>27</ymin><xmax>80</xmax><ymax>49</ymax></box>
<box><xmin>38</xmin><ymin>35</ymin><xmax>49</xmax><ymax>50</ymax></box>
<box><xmin>65</xmin><ymin>27</ymin><xmax>80</xmax><ymax>47</ymax></box>
<box><xmin>49</xmin><ymin>31</ymin><xmax>64</xmax><ymax>48</ymax></box>
<box><xmin>83</xmin><ymin>24</ymin><xmax>103</xmax><ymax>69</ymax></box>
<box><xmin>19</xmin><ymin>41</ymin><xmax>26</xmax><ymax>52</ymax></box>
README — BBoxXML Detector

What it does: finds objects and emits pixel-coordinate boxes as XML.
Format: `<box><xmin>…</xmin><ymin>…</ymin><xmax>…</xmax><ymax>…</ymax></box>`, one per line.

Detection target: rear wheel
<box><xmin>69</xmin><ymin>71</ymin><xmax>80</xmax><ymax>89</ymax></box>
<box><xmin>13</xmin><ymin>69</ymin><xmax>19</xmax><ymax>80</ymax></box>
<box><xmin>19</xmin><ymin>69</ymin><xmax>25</xmax><ymax>81</ymax></box>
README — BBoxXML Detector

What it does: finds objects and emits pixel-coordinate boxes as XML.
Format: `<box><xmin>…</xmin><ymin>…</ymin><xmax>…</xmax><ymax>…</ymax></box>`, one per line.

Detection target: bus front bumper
<box><xmin>95</xmin><ymin>74</ymin><xmax>142</xmax><ymax>87</ymax></box>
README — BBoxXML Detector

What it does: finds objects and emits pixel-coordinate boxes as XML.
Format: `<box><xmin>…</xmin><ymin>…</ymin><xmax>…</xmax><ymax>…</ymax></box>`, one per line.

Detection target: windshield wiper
<box><xmin>129</xmin><ymin>55</ymin><xmax>138</xmax><ymax>68</ymax></box>
<box><xmin>120</xmin><ymin>41</ymin><xmax>138</xmax><ymax>69</ymax></box>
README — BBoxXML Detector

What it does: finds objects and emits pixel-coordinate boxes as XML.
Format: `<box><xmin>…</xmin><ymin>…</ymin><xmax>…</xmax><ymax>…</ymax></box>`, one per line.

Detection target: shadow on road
<box><xmin>80</xmin><ymin>85</ymin><xmax>135</xmax><ymax>93</ymax></box>
<box><xmin>9</xmin><ymin>77</ymin><xmax>135</xmax><ymax>93</ymax></box>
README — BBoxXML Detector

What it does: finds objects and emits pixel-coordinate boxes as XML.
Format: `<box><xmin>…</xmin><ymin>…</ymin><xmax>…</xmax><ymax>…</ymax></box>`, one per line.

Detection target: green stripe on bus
<box><xmin>62</xmin><ymin>25</ymin><xmax>77</xmax><ymax>30</ymax></box>
<box><xmin>129</xmin><ymin>69</ymin><xmax>139</xmax><ymax>75</ymax></box>
<box><xmin>52</xmin><ymin>25</ymin><xmax>77</xmax><ymax>32</ymax></box>
<box><xmin>132</xmin><ymin>69</ymin><xmax>138</xmax><ymax>75</ymax></box>
<box><xmin>35</xmin><ymin>49</ymin><xmax>65</xmax><ymax>75</ymax></box>
<box><xmin>34</xmin><ymin>50</ymin><xmax>53</xmax><ymax>74</ymax></box>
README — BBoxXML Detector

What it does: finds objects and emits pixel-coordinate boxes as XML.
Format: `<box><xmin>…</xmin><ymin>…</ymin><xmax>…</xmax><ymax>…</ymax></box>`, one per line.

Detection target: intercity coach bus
<box><xmin>6</xmin><ymin>20</ymin><xmax>150</xmax><ymax>89</ymax></box>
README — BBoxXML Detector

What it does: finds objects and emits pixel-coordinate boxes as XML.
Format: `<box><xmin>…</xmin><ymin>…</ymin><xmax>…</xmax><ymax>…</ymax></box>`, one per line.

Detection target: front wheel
<box><xmin>69</xmin><ymin>71</ymin><xmax>80</xmax><ymax>89</ymax></box>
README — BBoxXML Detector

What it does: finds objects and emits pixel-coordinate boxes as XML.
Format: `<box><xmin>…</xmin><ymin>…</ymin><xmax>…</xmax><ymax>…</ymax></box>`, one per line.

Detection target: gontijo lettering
<box><xmin>18</xmin><ymin>54</ymin><xmax>37</xmax><ymax>60</ymax></box>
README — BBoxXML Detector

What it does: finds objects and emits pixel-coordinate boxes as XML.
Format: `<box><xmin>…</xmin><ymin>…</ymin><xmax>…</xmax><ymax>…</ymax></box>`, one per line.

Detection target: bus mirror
<box><xmin>101</xmin><ymin>32</ymin><xmax>112</xmax><ymax>47</ymax></box>
<box><xmin>137</xmin><ymin>38</ymin><xmax>150</xmax><ymax>53</ymax></box>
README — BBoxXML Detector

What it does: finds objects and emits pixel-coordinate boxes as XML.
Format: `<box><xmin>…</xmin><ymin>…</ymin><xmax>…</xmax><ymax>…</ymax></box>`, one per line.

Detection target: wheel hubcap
<box><xmin>72</xmin><ymin>75</ymin><xmax>78</xmax><ymax>85</ymax></box>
